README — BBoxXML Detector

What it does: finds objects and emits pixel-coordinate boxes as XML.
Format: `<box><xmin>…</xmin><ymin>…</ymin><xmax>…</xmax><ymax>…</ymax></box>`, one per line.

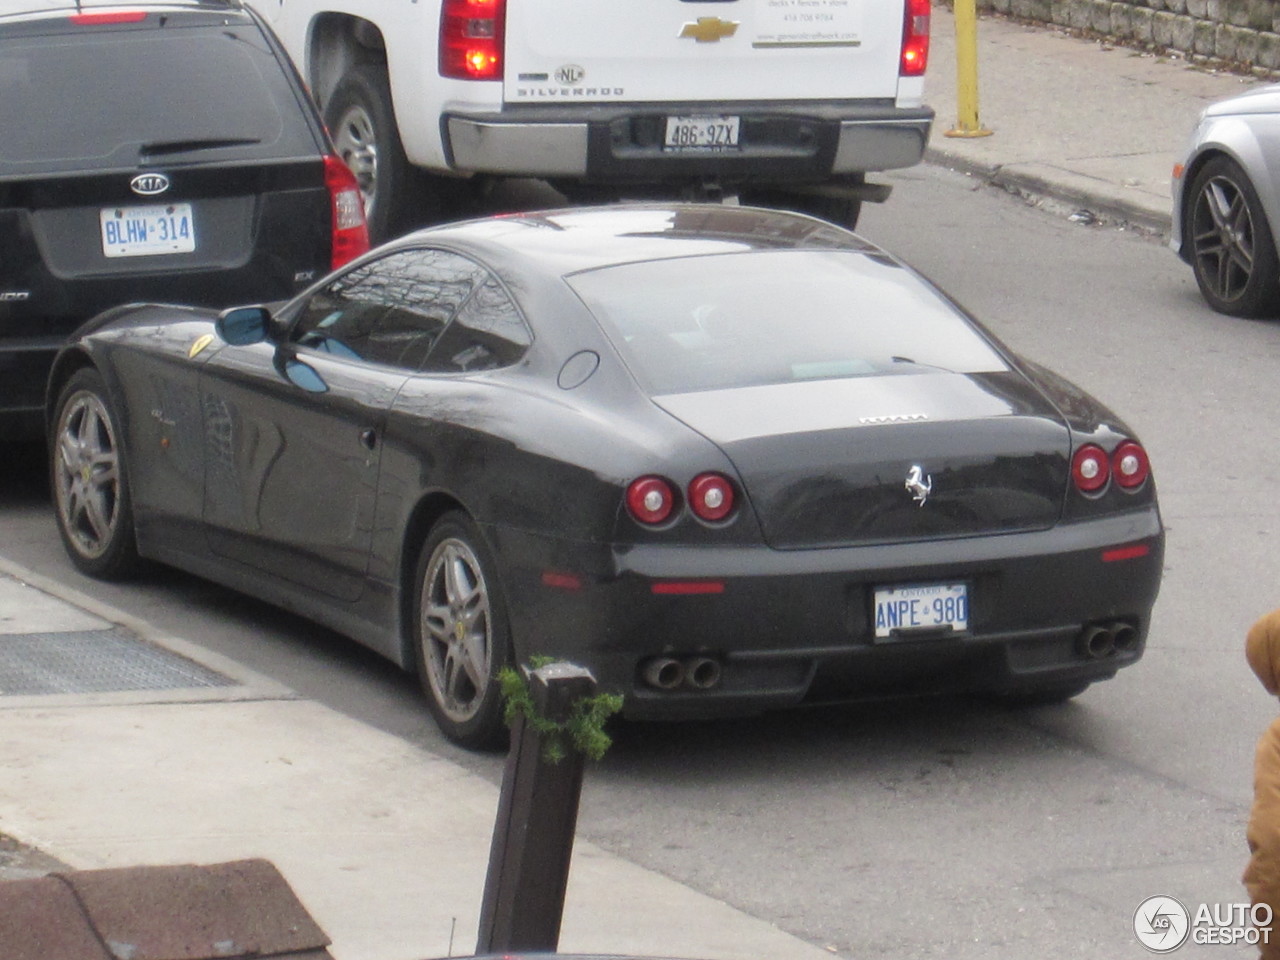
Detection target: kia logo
<box><xmin>130</xmin><ymin>173</ymin><xmax>171</xmax><ymax>196</ymax></box>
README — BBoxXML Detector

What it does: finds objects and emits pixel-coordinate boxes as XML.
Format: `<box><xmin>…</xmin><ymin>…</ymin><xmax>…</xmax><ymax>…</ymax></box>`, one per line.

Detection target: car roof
<box><xmin>395</xmin><ymin>203</ymin><xmax>890</xmax><ymax>277</ymax></box>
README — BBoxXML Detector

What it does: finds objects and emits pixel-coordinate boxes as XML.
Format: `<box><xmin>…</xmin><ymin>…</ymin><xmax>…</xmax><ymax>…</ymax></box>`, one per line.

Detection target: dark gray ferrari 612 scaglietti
<box><xmin>47</xmin><ymin>203</ymin><xmax>1164</xmax><ymax>748</ymax></box>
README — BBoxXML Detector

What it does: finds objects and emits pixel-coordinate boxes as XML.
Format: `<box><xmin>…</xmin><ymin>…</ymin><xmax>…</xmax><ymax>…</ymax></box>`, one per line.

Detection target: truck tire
<box><xmin>740</xmin><ymin>187</ymin><xmax>862</xmax><ymax>232</ymax></box>
<box><xmin>325</xmin><ymin>64</ymin><xmax>441</xmax><ymax>243</ymax></box>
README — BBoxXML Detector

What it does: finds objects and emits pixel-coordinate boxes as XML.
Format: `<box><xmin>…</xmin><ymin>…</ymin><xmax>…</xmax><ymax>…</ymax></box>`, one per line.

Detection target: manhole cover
<box><xmin>0</xmin><ymin>629</ymin><xmax>234</xmax><ymax>696</ymax></box>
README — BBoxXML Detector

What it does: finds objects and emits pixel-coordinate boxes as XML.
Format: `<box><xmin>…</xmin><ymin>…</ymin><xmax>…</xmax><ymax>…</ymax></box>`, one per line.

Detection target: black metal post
<box><xmin>475</xmin><ymin>662</ymin><xmax>598</xmax><ymax>954</ymax></box>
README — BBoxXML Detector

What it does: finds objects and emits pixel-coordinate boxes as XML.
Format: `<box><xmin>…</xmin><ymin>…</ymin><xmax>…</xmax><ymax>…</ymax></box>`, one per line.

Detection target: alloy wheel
<box><xmin>1192</xmin><ymin>173</ymin><xmax>1257</xmax><ymax>305</ymax></box>
<box><xmin>54</xmin><ymin>390</ymin><xmax>122</xmax><ymax>561</ymax></box>
<box><xmin>331</xmin><ymin>104</ymin><xmax>379</xmax><ymax>217</ymax></box>
<box><xmin>420</xmin><ymin>537</ymin><xmax>493</xmax><ymax>724</ymax></box>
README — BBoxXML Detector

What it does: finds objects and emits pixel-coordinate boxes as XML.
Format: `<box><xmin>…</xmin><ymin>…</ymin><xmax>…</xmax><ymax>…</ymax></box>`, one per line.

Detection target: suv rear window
<box><xmin>0</xmin><ymin>18</ymin><xmax>319</xmax><ymax>174</ymax></box>
<box><xmin>565</xmin><ymin>250</ymin><xmax>1009</xmax><ymax>396</ymax></box>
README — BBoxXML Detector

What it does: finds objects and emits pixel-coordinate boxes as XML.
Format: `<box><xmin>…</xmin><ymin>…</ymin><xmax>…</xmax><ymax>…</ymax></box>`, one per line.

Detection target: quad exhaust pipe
<box><xmin>640</xmin><ymin>655</ymin><xmax>724</xmax><ymax>691</ymax></box>
<box><xmin>1078</xmin><ymin>620</ymin><xmax>1140</xmax><ymax>660</ymax></box>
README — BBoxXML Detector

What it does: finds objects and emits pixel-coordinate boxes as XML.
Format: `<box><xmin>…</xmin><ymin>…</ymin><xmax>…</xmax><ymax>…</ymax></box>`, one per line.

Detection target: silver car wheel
<box><xmin>331</xmin><ymin>103</ymin><xmax>379</xmax><ymax>217</ymax></box>
<box><xmin>420</xmin><ymin>537</ymin><xmax>493</xmax><ymax>724</ymax></box>
<box><xmin>53</xmin><ymin>390</ymin><xmax>122</xmax><ymax>561</ymax></box>
<box><xmin>1192</xmin><ymin>173</ymin><xmax>1256</xmax><ymax>304</ymax></box>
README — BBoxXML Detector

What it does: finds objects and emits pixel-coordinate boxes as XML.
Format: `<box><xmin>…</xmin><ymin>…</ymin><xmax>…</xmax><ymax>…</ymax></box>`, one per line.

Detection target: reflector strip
<box><xmin>1102</xmin><ymin>544</ymin><xmax>1149</xmax><ymax>563</ymax></box>
<box><xmin>651</xmin><ymin>581</ymin><xmax>725</xmax><ymax>595</ymax></box>
<box><xmin>541</xmin><ymin>571</ymin><xmax>583</xmax><ymax>590</ymax></box>
<box><xmin>70</xmin><ymin>11</ymin><xmax>147</xmax><ymax>23</ymax></box>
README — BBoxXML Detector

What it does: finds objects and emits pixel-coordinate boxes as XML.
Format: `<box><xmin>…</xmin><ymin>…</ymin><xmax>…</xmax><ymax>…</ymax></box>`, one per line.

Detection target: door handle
<box><xmin>359</xmin><ymin>428</ymin><xmax>377</xmax><ymax>450</ymax></box>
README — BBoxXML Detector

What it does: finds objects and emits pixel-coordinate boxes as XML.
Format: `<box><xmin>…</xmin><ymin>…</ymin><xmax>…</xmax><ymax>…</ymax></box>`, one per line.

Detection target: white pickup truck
<box><xmin>247</xmin><ymin>0</ymin><xmax>935</xmax><ymax>241</ymax></box>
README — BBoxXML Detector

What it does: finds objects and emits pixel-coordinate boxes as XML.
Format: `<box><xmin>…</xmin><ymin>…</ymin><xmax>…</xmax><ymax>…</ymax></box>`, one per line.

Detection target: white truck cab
<box><xmin>249</xmin><ymin>0</ymin><xmax>934</xmax><ymax>241</ymax></box>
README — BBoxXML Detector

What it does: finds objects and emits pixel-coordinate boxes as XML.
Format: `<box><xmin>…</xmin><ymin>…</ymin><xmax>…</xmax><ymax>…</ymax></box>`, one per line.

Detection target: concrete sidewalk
<box><xmin>0</xmin><ymin>12</ymin><xmax>1270</xmax><ymax>960</ymax></box>
<box><xmin>0</xmin><ymin>559</ymin><xmax>840</xmax><ymax>960</ymax></box>
<box><xmin>924</xmin><ymin>5</ymin><xmax>1266</xmax><ymax>234</ymax></box>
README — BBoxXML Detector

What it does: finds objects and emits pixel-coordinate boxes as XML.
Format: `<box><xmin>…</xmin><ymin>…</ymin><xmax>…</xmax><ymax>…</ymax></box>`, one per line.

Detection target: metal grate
<box><xmin>0</xmin><ymin>629</ymin><xmax>234</xmax><ymax>696</ymax></box>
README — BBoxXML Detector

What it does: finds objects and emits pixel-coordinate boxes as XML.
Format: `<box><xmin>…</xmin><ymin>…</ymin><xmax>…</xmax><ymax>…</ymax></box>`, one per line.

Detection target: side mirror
<box><xmin>216</xmin><ymin>306</ymin><xmax>272</xmax><ymax>346</ymax></box>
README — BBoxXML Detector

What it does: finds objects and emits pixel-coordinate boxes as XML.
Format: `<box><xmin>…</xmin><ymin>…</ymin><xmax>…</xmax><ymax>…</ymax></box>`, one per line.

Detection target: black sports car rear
<box><xmin>46</xmin><ymin>203</ymin><xmax>1163</xmax><ymax>748</ymax></box>
<box><xmin>0</xmin><ymin>0</ymin><xmax>368</xmax><ymax>439</ymax></box>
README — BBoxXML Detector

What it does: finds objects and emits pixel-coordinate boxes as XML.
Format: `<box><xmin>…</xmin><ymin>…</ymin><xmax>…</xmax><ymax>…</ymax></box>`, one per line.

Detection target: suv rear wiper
<box><xmin>140</xmin><ymin>137</ymin><xmax>262</xmax><ymax>158</ymax></box>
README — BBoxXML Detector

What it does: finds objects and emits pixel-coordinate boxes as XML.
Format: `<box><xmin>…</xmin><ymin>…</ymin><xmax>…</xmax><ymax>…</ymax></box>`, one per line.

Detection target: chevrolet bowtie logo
<box><xmin>679</xmin><ymin>17</ymin><xmax>740</xmax><ymax>42</ymax></box>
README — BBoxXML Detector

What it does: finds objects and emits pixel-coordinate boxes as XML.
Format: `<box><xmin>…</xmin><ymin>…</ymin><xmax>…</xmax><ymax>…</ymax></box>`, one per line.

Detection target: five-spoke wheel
<box><xmin>414</xmin><ymin>512</ymin><xmax>509</xmax><ymax>748</ymax></box>
<box><xmin>50</xmin><ymin>368</ymin><xmax>139</xmax><ymax>579</ymax></box>
<box><xmin>1189</xmin><ymin>155</ymin><xmax>1280</xmax><ymax>317</ymax></box>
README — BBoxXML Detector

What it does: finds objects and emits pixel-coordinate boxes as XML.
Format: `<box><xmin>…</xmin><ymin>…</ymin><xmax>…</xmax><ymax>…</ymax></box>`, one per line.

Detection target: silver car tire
<box><xmin>50</xmin><ymin>368</ymin><xmax>140</xmax><ymax>580</ymax></box>
<box><xmin>413</xmin><ymin>512</ymin><xmax>510</xmax><ymax>749</ymax></box>
<box><xmin>1189</xmin><ymin>155</ymin><xmax>1280</xmax><ymax>318</ymax></box>
<box><xmin>323</xmin><ymin>64</ymin><xmax>443</xmax><ymax>243</ymax></box>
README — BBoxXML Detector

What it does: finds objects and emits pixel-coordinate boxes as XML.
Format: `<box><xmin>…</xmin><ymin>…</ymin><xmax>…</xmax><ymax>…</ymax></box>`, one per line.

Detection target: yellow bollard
<box><xmin>946</xmin><ymin>0</ymin><xmax>994</xmax><ymax>138</ymax></box>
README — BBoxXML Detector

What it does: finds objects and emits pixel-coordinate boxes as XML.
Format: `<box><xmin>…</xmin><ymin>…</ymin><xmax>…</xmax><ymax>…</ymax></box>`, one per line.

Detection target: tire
<box><xmin>991</xmin><ymin>680</ymin><xmax>1091</xmax><ymax>708</ymax></box>
<box><xmin>49</xmin><ymin>368</ymin><xmax>140</xmax><ymax>580</ymax></box>
<box><xmin>324</xmin><ymin>64</ymin><xmax>442</xmax><ymax>243</ymax></box>
<box><xmin>412</xmin><ymin>512</ymin><xmax>511</xmax><ymax>749</ymax></box>
<box><xmin>740</xmin><ymin>185</ymin><xmax>862</xmax><ymax>232</ymax></box>
<box><xmin>1188</xmin><ymin>155</ymin><xmax>1280</xmax><ymax>318</ymax></box>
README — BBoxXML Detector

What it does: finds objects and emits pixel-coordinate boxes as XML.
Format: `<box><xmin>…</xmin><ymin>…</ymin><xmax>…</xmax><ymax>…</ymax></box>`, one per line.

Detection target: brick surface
<box><xmin>0</xmin><ymin>875</ymin><xmax>112</xmax><ymax>960</ymax></box>
<box><xmin>55</xmin><ymin>859</ymin><xmax>332</xmax><ymax>960</ymax></box>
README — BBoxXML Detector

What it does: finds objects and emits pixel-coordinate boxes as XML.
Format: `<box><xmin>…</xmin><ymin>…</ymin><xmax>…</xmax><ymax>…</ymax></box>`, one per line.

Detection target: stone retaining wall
<box><xmin>974</xmin><ymin>0</ymin><xmax>1280</xmax><ymax>70</ymax></box>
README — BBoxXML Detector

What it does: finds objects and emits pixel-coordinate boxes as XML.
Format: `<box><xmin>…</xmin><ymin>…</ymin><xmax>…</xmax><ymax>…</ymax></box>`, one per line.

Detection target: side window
<box><xmin>289</xmin><ymin>249</ymin><xmax>485</xmax><ymax>369</ymax></box>
<box><xmin>422</xmin><ymin>278</ymin><xmax>532</xmax><ymax>374</ymax></box>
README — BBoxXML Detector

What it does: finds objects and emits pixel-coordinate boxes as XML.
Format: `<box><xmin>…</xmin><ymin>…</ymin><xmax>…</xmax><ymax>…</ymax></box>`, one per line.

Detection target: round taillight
<box><xmin>626</xmin><ymin>476</ymin><xmax>676</xmax><ymax>525</ymax></box>
<box><xmin>1112</xmin><ymin>440</ymin><xmax>1150</xmax><ymax>489</ymax></box>
<box><xmin>1072</xmin><ymin>444</ymin><xmax>1110</xmax><ymax>493</ymax></box>
<box><xmin>688</xmin><ymin>472</ymin><xmax>736</xmax><ymax>522</ymax></box>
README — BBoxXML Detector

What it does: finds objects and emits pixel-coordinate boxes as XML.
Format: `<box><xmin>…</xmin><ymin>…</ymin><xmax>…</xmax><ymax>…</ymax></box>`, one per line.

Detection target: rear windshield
<box><xmin>0</xmin><ymin>19</ymin><xmax>318</xmax><ymax>174</ymax></box>
<box><xmin>564</xmin><ymin>250</ymin><xmax>1009</xmax><ymax>396</ymax></box>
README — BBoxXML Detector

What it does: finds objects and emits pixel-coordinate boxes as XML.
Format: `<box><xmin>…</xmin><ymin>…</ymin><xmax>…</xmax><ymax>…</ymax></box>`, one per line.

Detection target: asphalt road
<box><xmin>1</xmin><ymin>165</ymin><xmax>1273</xmax><ymax>959</ymax></box>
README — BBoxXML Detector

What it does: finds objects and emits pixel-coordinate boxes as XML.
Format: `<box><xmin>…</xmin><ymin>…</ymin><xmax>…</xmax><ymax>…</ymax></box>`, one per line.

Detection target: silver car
<box><xmin>1171</xmin><ymin>85</ymin><xmax>1280</xmax><ymax>317</ymax></box>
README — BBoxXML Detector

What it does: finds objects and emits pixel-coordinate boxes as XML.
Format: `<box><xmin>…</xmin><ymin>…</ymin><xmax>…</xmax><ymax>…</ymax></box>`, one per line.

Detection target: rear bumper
<box><xmin>493</xmin><ymin>506</ymin><xmax>1164</xmax><ymax>719</ymax></box>
<box><xmin>0</xmin><ymin>336</ymin><xmax>63</xmax><ymax>440</ymax></box>
<box><xmin>443</xmin><ymin>101</ymin><xmax>934</xmax><ymax>183</ymax></box>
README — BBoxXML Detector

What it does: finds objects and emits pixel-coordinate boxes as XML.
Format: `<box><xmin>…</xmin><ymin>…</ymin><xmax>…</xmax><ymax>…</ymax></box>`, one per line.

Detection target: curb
<box><xmin>925</xmin><ymin>145</ymin><xmax>1175</xmax><ymax>238</ymax></box>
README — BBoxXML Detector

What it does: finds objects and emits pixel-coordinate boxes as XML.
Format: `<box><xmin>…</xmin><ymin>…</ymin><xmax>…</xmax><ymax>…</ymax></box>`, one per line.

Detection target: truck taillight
<box><xmin>323</xmin><ymin>155</ymin><xmax>370</xmax><ymax>269</ymax></box>
<box><xmin>440</xmin><ymin>0</ymin><xmax>506</xmax><ymax>80</ymax></box>
<box><xmin>900</xmin><ymin>0</ymin><xmax>930</xmax><ymax>76</ymax></box>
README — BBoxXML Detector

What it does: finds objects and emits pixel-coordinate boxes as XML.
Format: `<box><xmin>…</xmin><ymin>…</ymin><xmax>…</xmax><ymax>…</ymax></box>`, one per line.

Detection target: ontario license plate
<box><xmin>664</xmin><ymin>115</ymin><xmax>741</xmax><ymax>150</ymax></box>
<box><xmin>100</xmin><ymin>203</ymin><xmax>195</xmax><ymax>258</ymax></box>
<box><xmin>873</xmin><ymin>582</ymin><xmax>969</xmax><ymax>639</ymax></box>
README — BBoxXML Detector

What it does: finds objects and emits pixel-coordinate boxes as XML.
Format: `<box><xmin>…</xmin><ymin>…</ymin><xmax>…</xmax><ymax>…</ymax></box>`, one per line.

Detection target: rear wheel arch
<box><xmin>397</xmin><ymin>492</ymin><xmax>472</xmax><ymax>662</ymax></box>
<box><xmin>45</xmin><ymin>349</ymin><xmax>98</xmax><ymax>432</ymax></box>
<box><xmin>307</xmin><ymin>14</ymin><xmax>387</xmax><ymax>110</ymax></box>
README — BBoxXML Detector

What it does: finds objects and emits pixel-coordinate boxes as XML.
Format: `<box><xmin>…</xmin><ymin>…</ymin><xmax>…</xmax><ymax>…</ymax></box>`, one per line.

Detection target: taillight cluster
<box><xmin>626</xmin><ymin>473</ymin><xmax>738</xmax><ymax>526</ymax></box>
<box><xmin>440</xmin><ymin>0</ymin><xmax>506</xmax><ymax>81</ymax></box>
<box><xmin>323</xmin><ymin>155</ymin><xmax>370</xmax><ymax>269</ymax></box>
<box><xmin>1071</xmin><ymin>440</ymin><xmax>1150</xmax><ymax>495</ymax></box>
<box><xmin>900</xmin><ymin>0</ymin><xmax>931</xmax><ymax>76</ymax></box>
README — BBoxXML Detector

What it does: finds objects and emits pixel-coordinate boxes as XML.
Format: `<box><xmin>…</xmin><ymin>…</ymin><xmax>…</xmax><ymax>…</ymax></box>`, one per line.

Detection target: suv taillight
<box><xmin>323</xmin><ymin>155</ymin><xmax>370</xmax><ymax>269</ymax></box>
<box><xmin>440</xmin><ymin>0</ymin><xmax>506</xmax><ymax>80</ymax></box>
<box><xmin>900</xmin><ymin>0</ymin><xmax>930</xmax><ymax>76</ymax></box>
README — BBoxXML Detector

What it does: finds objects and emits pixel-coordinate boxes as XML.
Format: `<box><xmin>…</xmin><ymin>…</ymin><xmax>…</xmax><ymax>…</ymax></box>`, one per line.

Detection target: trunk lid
<box><xmin>503</xmin><ymin>0</ymin><xmax>907</xmax><ymax>103</ymax></box>
<box><xmin>654</xmin><ymin>371</ymin><xmax>1072</xmax><ymax>549</ymax></box>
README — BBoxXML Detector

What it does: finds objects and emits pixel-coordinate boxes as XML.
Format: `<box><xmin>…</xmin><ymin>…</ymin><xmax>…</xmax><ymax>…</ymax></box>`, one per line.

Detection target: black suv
<box><xmin>0</xmin><ymin>1</ymin><xmax>370</xmax><ymax>439</ymax></box>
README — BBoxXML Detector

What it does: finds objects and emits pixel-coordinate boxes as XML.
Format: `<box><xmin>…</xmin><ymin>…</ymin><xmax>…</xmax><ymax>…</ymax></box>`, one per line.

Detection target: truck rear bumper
<box><xmin>443</xmin><ymin>102</ymin><xmax>934</xmax><ymax>182</ymax></box>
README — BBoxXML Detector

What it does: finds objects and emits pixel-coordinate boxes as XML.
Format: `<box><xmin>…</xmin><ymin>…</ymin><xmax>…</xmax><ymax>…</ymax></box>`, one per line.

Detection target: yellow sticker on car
<box><xmin>188</xmin><ymin>333</ymin><xmax>214</xmax><ymax>358</ymax></box>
